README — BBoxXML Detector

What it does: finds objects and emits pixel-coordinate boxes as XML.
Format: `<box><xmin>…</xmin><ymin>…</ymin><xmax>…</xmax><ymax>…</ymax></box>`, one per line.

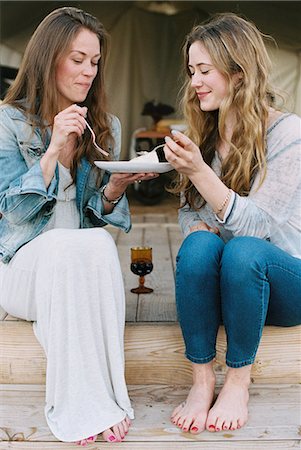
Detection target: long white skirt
<box><xmin>0</xmin><ymin>228</ymin><xmax>134</xmax><ymax>442</ymax></box>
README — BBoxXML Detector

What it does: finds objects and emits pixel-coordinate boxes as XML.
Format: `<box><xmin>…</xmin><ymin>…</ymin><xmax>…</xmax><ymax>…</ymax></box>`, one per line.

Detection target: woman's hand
<box><xmin>164</xmin><ymin>130</ymin><xmax>205</xmax><ymax>177</ymax></box>
<box><xmin>103</xmin><ymin>172</ymin><xmax>159</xmax><ymax>201</ymax></box>
<box><xmin>40</xmin><ymin>104</ymin><xmax>88</xmax><ymax>187</ymax></box>
<box><xmin>48</xmin><ymin>104</ymin><xmax>87</xmax><ymax>156</ymax></box>
<box><xmin>189</xmin><ymin>221</ymin><xmax>220</xmax><ymax>236</ymax></box>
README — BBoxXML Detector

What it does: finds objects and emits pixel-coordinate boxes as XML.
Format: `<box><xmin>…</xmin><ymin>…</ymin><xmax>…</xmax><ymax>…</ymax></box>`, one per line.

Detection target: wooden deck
<box><xmin>110</xmin><ymin>213</ymin><xmax>180</xmax><ymax>322</ymax></box>
<box><xmin>0</xmin><ymin>212</ymin><xmax>300</xmax><ymax>449</ymax></box>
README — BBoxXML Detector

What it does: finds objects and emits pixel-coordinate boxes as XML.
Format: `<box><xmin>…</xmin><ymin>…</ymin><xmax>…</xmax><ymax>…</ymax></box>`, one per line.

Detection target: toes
<box><xmin>112</xmin><ymin>424</ymin><xmax>124</xmax><ymax>442</ymax></box>
<box><xmin>206</xmin><ymin>415</ymin><xmax>217</xmax><ymax>432</ymax></box>
<box><xmin>222</xmin><ymin>420</ymin><xmax>231</xmax><ymax>431</ymax></box>
<box><xmin>181</xmin><ymin>417</ymin><xmax>194</xmax><ymax>432</ymax></box>
<box><xmin>125</xmin><ymin>416</ymin><xmax>132</xmax><ymax>428</ymax></box>
<box><xmin>214</xmin><ymin>417</ymin><xmax>224</xmax><ymax>432</ymax></box>
<box><xmin>113</xmin><ymin>422</ymin><xmax>125</xmax><ymax>440</ymax></box>
<box><xmin>190</xmin><ymin>419</ymin><xmax>205</xmax><ymax>434</ymax></box>
<box><xmin>102</xmin><ymin>429</ymin><xmax>118</xmax><ymax>443</ymax></box>
<box><xmin>171</xmin><ymin>402</ymin><xmax>185</xmax><ymax>419</ymax></box>
<box><xmin>230</xmin><ymin>419</ymin><xmax>239</xmax><ymax>431</ymax></box>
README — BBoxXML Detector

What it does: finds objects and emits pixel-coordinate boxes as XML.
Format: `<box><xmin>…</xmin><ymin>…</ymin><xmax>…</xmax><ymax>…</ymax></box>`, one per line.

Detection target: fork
<box><xmin>85</xmin><ymin>119</ymin><xmax>109</xmax><ymax>157</ymax></box>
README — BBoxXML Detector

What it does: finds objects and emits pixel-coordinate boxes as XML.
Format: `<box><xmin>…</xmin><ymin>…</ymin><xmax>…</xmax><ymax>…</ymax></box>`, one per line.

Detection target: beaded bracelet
<box><xmin>214</xmin><ymin>189</ymin><xmax>232</xmax><ymax>215</ymax></box>
<box><xmin>100</xmin><ymin>184</ymin><xmax>123</xmax><ymax>205</ymax></box>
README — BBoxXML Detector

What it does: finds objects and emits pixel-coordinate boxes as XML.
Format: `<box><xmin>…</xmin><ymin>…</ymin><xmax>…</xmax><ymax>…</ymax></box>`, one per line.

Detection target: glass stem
<box><xmin>139</xmin><ymin>275</ymin><xmax>145</xmax><ymax>288</ymax></box>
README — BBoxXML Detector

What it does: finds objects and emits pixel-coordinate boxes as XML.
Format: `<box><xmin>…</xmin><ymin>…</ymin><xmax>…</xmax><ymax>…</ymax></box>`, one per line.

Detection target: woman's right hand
<box><xmin>189</xmin><ymin>221</ymin><xmax>220</xmax><ymax>236</ymax></box>
<box><xmin>48</xmin><ymin>104</ymin><xmax>87</xmax><ymax>156</ymax></box>
<box><xmin>40</xmin><ymin>104</ymin><xmax>87</xmax><ymax>187</ymax></box>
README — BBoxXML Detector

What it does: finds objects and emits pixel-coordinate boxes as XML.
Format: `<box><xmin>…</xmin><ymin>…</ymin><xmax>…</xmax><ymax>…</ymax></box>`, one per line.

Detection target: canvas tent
<box><xmin>1</xmin><ymin>1</ymin><xmax>300</xmax><ymax>157</ymax></box>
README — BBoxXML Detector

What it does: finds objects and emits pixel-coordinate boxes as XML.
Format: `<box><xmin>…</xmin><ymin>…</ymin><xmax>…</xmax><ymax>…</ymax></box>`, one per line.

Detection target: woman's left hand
<box><xmin>104</xmin><ymin>172</ymin><xmax>159</xmax><ymax>200</ymax></box>
<box><xmin>164</xmin><ymin>131</ymin><xmax>205</xmax><ymax>177</ymax></box>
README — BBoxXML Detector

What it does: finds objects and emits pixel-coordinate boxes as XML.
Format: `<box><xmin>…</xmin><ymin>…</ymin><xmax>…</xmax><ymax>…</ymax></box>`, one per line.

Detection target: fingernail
<box><xmin>108</xmin><ymin>435</ymin><xmax>117</xmax><ymax>442</ymax></box>
<box><xmin>165</xmin><ymin>136</ymin><xmax>172</xmax><ymax>142</ymax></box>
<box><xmin>191</xmin><ymin>427</ymin><xmax>198</xmax><ymax>431</ymax></box>
<box><xmin>171</xmin><ymin>129</ymin><xmax>179</xmax><ymax>135</ymax></box>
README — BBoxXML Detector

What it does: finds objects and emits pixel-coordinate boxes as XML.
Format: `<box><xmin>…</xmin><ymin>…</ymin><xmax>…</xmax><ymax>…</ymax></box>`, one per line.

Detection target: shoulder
<box><xmin>268</xmin><ymin>112</ymin><xmax>301</xmax><ymax>139</ymax></box>
<box><xmin>267</xmin><ymin>112</ymin><xmax>301</xmax><ymax>161</ymax></box>
<box><xmin>108</xmin><ymin>114</ymin><xmax>121</xmax><ymax>135</ymax></box>
<box><xmin>0</xmin><ymin>103</ymin><xmax>27</xmax><ymax>121</ymax></box>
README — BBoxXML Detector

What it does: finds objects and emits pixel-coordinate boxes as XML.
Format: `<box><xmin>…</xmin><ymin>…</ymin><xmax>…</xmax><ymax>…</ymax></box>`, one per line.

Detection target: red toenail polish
<box><xmin>191</xmin><ymin>427</ymin><xmax>198</xmax><ymax>432</ymax></box>
<box><xmin>209</xmin><ymin>425</ymin><xmax>215</xmax><ymax>430</ymax></box>
<box><xmin>216</xmin><ymin>428</ymin><xmax>220</xmax><ymax>431</ymax></box>
<box><xmin>108</xmin><ymin>435</ymin><xmax>117</xmax><ymax>442</ymax></box>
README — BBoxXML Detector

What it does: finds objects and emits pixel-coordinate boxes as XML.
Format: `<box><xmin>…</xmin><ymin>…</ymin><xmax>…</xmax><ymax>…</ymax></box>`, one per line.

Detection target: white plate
<box><xmin>94</xmin><ymin>161</ymin><xmax>173</xmax><ymax>173</ymax></box>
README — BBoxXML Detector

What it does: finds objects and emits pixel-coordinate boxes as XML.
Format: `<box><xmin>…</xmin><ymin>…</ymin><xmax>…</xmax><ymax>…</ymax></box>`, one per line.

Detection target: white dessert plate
<box><xmin>94</xmin><ymin>161</ymin><xmax>173</xmax><ymax>173</ymax></box>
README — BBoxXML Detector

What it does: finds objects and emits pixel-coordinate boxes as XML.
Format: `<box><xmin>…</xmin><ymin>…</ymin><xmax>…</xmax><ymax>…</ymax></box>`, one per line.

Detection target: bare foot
<box><xmin>102</xmin><ymin>416</ymin><xmax>131</xmax><ymax>443</ymax></box>
<box><xmin>206</xmin><ymin>366</ymin><xmax>251</xmax><ymax>432</ymax></box>
<box><xmin>76</xmin><ymin>416</ymin><xmax>131</xmax><ymax>445</ymax></box>
<box><xmin>77</xmin><ymin>435</ymin><xmax>97</xmax><ymax>446</ymax></box>
<box><xmin>171</xmin><ymin>362</ymin><xmax>216</xmax><ymax>434</ymax></box>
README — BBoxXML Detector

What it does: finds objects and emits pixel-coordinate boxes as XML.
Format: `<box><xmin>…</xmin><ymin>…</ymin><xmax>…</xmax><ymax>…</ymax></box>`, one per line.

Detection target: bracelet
<box><xmin>100</xmin><ymin>184</ymin><xmax>123</xmax><ymax>205</ymax></box>
<box><xmin>213</xmin><ymin>189</ymin><xmax>232</xmax><ymax>215</ymax></box>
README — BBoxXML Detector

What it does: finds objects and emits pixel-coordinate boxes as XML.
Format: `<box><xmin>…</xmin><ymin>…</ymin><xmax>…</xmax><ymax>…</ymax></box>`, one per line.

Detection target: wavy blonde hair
<box><xmin>172</xmin><ymin>13</ymin><xmax>277</xmax><ymax>209</ymax></box>
<box><xmin>4</xmin><ymin>7</ymin><xmax>112</xmax><ymax>180</ymax></box>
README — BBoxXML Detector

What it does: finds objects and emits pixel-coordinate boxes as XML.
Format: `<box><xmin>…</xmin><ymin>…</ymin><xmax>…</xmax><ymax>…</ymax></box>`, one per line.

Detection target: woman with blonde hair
<box><xmin>0</xmin><ymin>6</ymin><xmax>157</xmax><ymax>445</ymax></box>
<box><xmin>164</xmin><ymin>13</ymin><xmax>301</xmax><ymax>434</ymax></box>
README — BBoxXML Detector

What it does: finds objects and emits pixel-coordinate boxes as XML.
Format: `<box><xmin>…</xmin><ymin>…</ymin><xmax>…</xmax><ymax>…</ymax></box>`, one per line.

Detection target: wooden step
<box><xmin>1</xmin><ymin>321</ymin><xmax>300</xmax><ymax>385</ymax></box>
<box><xmin>1</xmin><ymin>444</ymin><xmax>299</xmax><ymax>450</ymax></box>
<box><xmin>0</xmin><ymin>383</ymin><xmax>300</xmax><ymax>449</ymax></box>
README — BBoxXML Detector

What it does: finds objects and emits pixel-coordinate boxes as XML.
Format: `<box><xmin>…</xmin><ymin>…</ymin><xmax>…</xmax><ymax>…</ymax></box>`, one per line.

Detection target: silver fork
<box><xmin>85</xmin><ymin>119</ymin><xmax>109</xmax><ymax>157</ymax></box>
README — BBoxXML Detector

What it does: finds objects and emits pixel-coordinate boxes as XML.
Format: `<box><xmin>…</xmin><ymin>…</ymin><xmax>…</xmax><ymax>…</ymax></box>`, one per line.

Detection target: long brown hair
<box><xmin>172</xmin><ymin>13</ymin><xmax>277</xmax><ymax>209</ymax></box>
<box><xmin>3</xmin><ymin>7</ymin><xmax>113</xmax><ymax>179</ymax></box>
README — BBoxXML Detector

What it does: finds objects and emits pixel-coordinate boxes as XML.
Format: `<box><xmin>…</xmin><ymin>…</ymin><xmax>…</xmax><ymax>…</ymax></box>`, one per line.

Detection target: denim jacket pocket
<box><xmin>19</xmin><ymin>140</ymin><xmax>45</xmax><ymax>167</ymax></box>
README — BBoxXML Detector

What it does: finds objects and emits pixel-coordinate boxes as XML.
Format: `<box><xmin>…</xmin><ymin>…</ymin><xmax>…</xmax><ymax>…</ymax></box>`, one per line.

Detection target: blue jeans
<box><xmin>175</xmin><ymin>231</ymin><xmax>301</xmax><ymax>368</ymax></box>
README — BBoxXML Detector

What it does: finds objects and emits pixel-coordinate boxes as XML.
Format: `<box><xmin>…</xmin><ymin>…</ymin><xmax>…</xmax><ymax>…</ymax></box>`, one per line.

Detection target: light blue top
<box><xmin>0</xmin><ymin>104</ymin><xmax>131</xmax><ymax>263</ymax></box>
<box><xmin>179</xmin><ymin>113</ymin><xmax>301</xmax><ymax>259</ymax></box>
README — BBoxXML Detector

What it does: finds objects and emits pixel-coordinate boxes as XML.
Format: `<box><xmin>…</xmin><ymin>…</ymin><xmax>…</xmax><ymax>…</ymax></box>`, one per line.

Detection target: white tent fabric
<box><xmin>1</xmin><ymin>2</ymin><xmax>300</xmax><ymax>158</ymax></box>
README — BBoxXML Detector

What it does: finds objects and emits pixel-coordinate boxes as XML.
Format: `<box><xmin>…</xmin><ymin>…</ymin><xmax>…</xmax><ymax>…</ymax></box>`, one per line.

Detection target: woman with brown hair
<box><xmin>0</xmin><ymin>6</ymin><xmax>156</xmax><ymax>445</ymax></box>
<box><xmin>164</xmin><ymin>13</ymin><xmax>301</xmax><ymax>434</ymax></box>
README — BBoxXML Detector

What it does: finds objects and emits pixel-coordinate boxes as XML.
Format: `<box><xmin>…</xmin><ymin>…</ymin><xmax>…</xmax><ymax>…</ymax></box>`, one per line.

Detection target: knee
<box><xmin>221</xmin><ymin>236</ymin><xmax>267</xmax><ymax>282</ymax></box>
<box><xmin>42</xmin><ymin>228</ymin><xmax>117</xmax><ymax>264</ymax></box>
<box><xmin>177</xmin><ymin>231</ymin><xmax>224</xmax><ymax>279</ymax></box>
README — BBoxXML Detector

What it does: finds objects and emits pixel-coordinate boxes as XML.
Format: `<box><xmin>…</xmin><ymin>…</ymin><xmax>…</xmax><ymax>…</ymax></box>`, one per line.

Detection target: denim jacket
<box><xmin>0</xmin><ymin>104</ymin><xmax>131</xmax><ymax>263</ymax></box>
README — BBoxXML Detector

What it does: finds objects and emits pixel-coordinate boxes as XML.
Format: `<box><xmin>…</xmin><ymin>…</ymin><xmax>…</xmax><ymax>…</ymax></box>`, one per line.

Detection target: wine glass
<box><xmin>130</xmin><ymin>246</ymin><xmax>153</xmax><ymax>294</ymax></box>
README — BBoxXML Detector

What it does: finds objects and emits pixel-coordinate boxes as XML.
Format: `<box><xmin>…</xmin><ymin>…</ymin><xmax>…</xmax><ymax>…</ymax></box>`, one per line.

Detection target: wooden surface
<box><xmin>1</xmin><ymin>321</ymin><xmax>300</xmax><ymax>385</ymax></box>
<box><xmin>1</xmin><ymin>443</ymin><xmax>299</xmax><ymax>450</ymax></box>
<box><xmin>0</xmin><ymin>214</ymin><xmax>300</xmax><ymax>449</ymax></box>
<box><xmin>1</xmin><ymin>384</ymin><xmax>300</xmax><ymax>446</ymax></box>
<box><xmin>106</xmin><ymin>217</ymin><xmax>181</xmax><ymax>322</ymax></box>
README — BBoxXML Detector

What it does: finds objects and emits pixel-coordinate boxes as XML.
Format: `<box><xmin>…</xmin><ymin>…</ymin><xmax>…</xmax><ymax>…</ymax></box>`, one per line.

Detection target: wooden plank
<box><xmin>0</xmin><ymin>384</ymin><xmax>299</xmax><ymax>444</ymax></box>
<box><xmin>0</xmin><ymin>442</ymin><xmax>299</xmax><ymax>450</ymax></box>
<box><xmin>137</xmin><ymin>225</ymin><xmax>177</xmax><ymax>322</ymax></box>
<box><xmin>116</xmin><ymin>226</ymin><xmax>143</xmax><ymax>322</ymax></box>
<box><xmin>2</xmin><ymin>321</ymin><xmax>299</xmax><ymax>385</ymax></box>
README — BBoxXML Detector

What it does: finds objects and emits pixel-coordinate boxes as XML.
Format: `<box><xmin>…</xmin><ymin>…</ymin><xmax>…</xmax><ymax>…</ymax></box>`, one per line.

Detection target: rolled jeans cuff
<box><xmin>185</xmin><ymin>351</ymin><xmax>216</xmax><ymax>364</ymax></box>
<box><xmin>226</xmin><ymin>357</ymin><xmax>255</xmax><ymax>368</ymax></box>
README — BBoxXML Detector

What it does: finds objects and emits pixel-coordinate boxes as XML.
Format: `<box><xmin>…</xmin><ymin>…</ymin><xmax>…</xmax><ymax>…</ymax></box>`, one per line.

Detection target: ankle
<box><xmin>224</xmin><ymin>366</ymin><xmax>252</xmax><ymax>388</ymax></box>
<box><xmin>192</xmin><ymin>362</ymin><xmax>216</xmax><ymax>386</ymax></box>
